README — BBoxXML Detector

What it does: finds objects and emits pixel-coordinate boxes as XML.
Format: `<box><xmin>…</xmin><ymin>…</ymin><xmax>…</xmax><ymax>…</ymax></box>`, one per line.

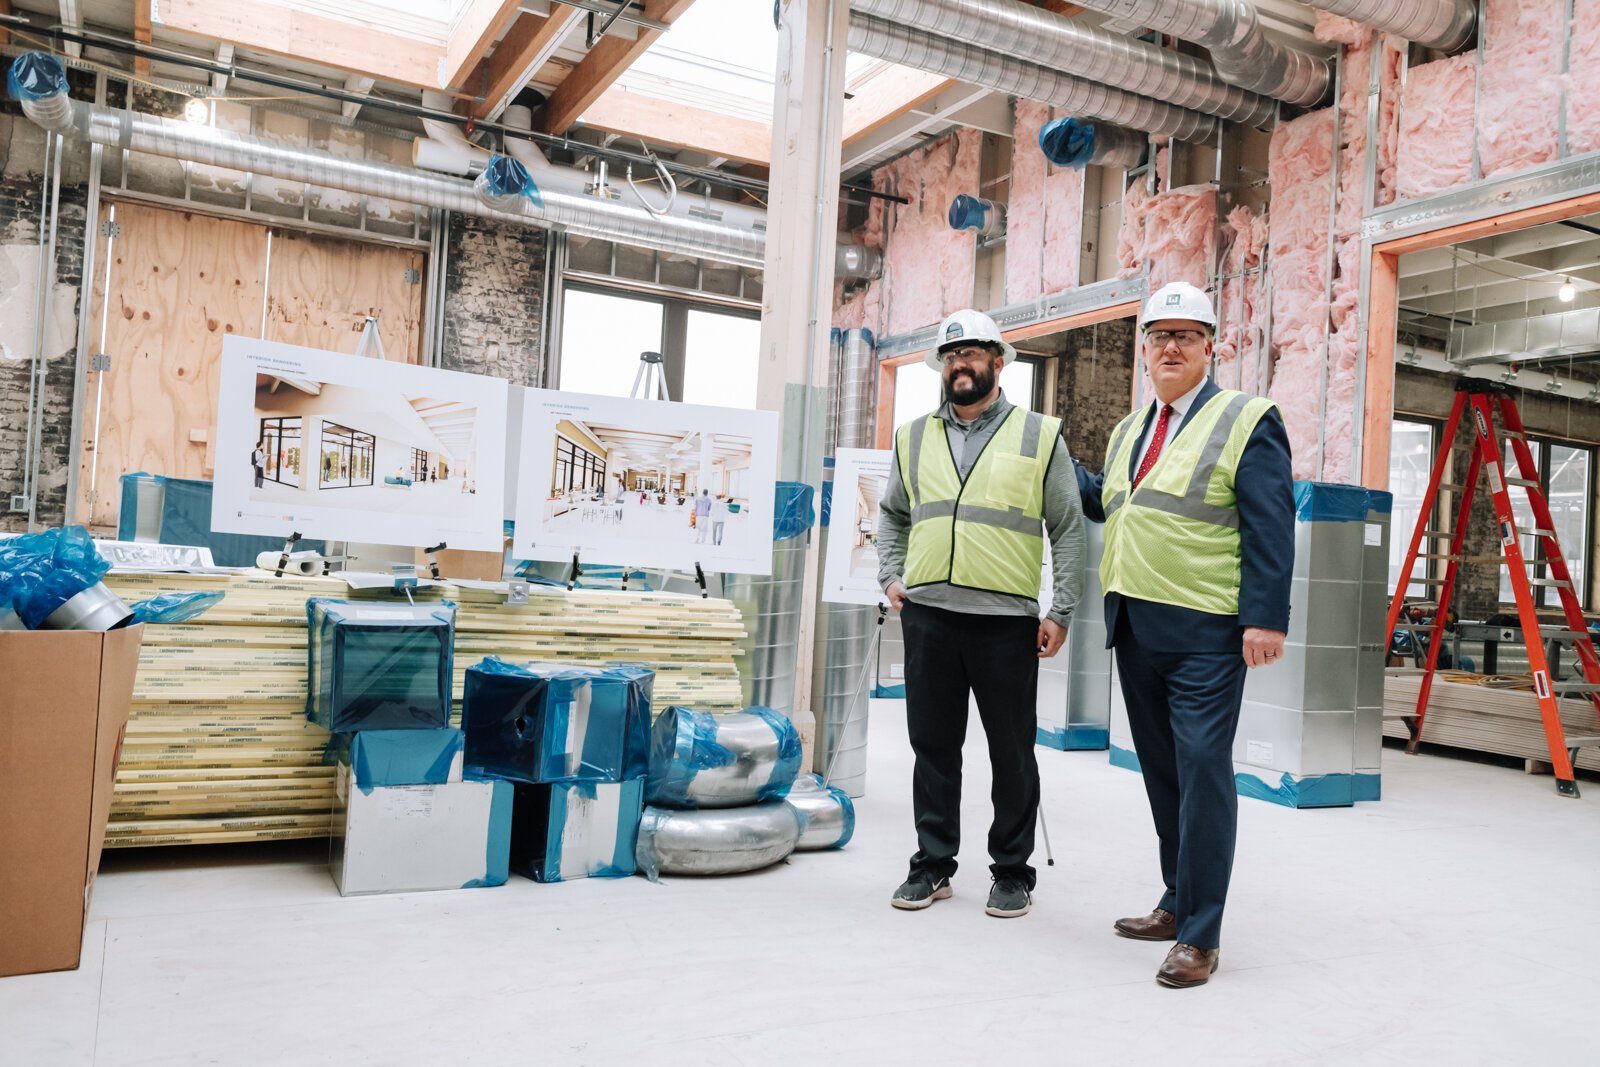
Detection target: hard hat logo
<box><xmin>945</xmin><ymin>322</ymin><xmax>963</xmax><ymax>342</ymax></box>
<box><xmin>1165</xmin><ymin>293</ymin><xmax>1182</xmax><ymax>306</ymax></box>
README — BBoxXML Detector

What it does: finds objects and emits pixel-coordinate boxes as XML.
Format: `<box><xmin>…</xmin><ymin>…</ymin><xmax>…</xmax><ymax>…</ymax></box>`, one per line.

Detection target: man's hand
<box><xmin>1037</xmin><ymin>618</ymin><xmax>1067</xmax><ymax>658</ymax></box>
<box><xmin>885</xmin><ymin>581</ymin><xmax>908</xmax><ymax>611</ymax></box>
<box><xmin>1243</xmin><ymin>626</ymin><xmax>1285</xmax><ymax>669</ymax></box>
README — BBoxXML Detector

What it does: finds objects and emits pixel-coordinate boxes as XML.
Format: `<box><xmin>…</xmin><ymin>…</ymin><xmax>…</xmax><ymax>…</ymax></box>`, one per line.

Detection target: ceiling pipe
<box><xmin>1038</xmin><ymin>115</ymin><xmax>1149</xmax><ymax>170</ymax></box>
<box><xmin>1302</xmin><ymin>0</ymin><xmax>1475</xmax><ymax>52</ymax></box>
<box><xmin>948</xmin><ymin>194</ymin><xmax>1006</xmax><ymax>237</ymax></box>
<box><xmin>1067</xmin><ymin>0</ymin><xmax>1331</xmax><ymax>108</ymax></box>
<box><xmin>847</xmin><ymin>14</ymin><xmax>1217</xmax><ymax>142</ymax></box>
<box><xmin>850</xmin><ymin>0</ymin><xmax>1276</xmax><ymax>129</ymax></box>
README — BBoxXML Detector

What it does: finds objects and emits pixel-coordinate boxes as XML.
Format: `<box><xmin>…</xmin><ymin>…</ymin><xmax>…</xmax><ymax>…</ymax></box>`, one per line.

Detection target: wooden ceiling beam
<box><xmin>579</xmin><ymin>86</ymin><xmax>770</xmax><ymax>166</ymax></box>
<box><xmin>469</xmin><ymin>5</ymin><xmax>584</xmax><ymax>119</ymax></box>
<box><xmin>538</xmin><ymin>0</ymin><xmax>699</xmax><ymax>136</ymax></box>
<box><xmin>133</xmin><ymin>0</ymin><xmax>152</xmax><ymax>77</ymax></box>
<box><xmin>442</xmin><ymin>0</ymin><xmax>525</xmax><ymax>93</ymax></box>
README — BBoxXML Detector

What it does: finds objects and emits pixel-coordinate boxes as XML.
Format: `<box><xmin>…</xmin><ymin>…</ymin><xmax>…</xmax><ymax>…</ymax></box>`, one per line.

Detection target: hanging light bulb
<box><xmin>1559</xmin><ymin>277</ymin><xmax>1577</xmax><ymax>303</ymax></box>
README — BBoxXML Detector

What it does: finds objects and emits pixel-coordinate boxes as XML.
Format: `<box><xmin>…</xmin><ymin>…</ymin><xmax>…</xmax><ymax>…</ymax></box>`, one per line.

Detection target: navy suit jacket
<box><xmin>1075</xmin><ymin>379</ymin><xmax>1295</xmax><ymax>653</ymax></box>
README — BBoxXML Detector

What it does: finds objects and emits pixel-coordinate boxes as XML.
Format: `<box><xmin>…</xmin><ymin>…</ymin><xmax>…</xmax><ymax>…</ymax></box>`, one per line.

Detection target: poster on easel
<box><xmin>821</xmin><ymin>448</ymin><xmax>894</xmax><ymax>606</ymax></box>
<box><xmin>512</xmin><ymin>390</ymin><xmax>779</xmax><ymax>575</ymax></box>
<box><xmin>211</xmin><ymin>335</ymin><xmax>509</xmax><ymax>552</ymax></box>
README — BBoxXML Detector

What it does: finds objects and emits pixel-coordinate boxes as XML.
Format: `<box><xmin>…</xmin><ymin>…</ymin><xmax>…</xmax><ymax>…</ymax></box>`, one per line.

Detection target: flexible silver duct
<box><xmin>848</xmin><ymin>14</ymin><xmax>1217</xmax><ymax>143</ymax></box>
<box><xmin>851</xmin><ymin>0</ymin><xmax>1275</xmax><ymax>129</ymax></box>
<box><xmin>1068</xmin><ymin>0</ymin><xmax>1330</xmax><ymax>108</ymax></box>
<box><xmin>1303</xmin><ymin>0</ymin><xmax>1475</xmax><ymax>51</ymax></box>
<box><xmin>16</xmin><ymin>57</ymin><xmax>765</xmax><ymax>269</ymax></box>
<box><xmin>836</xmin><ymin>242</ymin><xmax>883</xmax><ymax>282</ymax></box>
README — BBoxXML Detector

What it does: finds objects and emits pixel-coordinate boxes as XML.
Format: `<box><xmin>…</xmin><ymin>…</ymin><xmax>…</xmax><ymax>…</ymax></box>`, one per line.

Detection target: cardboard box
<box><xmin>415</xmin><ymin>547</ymin><xmax>504</xmax><ymax>582</ymax></box>
<box><xmin>0</xmin><ymin>626</ymin><xmax>143</xmax><ymax>977</ymax></box>
<box><xmin>330</xmin><ymin>767</ymin><xmax>511</xmax><ymax>896</ymax></box>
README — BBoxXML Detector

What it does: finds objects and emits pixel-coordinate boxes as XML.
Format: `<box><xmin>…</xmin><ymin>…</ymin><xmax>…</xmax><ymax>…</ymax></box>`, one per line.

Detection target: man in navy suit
<box><xmin>1076</xmin><ymin>282</ymin><xmax>1294</xmax><ymax>988</ymax></box>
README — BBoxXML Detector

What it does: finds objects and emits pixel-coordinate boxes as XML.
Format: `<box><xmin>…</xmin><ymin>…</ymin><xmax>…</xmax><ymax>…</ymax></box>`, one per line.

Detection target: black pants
<box><xmin>1113</xmin><ymin>613</ymin><xmax>1248</xmax><ymax>950</ymax></box>
<box><xmin>901</xmin><ymin>601</ymin><xmax>1041</xmax><ymax>888</ymax></box>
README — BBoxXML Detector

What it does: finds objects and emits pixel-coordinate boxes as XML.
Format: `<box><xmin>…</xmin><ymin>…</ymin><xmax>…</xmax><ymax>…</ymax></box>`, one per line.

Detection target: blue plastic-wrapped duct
<box><xmin>510</xmin><ymin>779</ymin><xmax>644</xmax><ymax>882</ymax></box>
<box><xmin>461</xmin><ymin>658</ymin><xmax>654</xmax><ymax>784</ymax></box>
<box><xmin>482</xmin><ymin>154</ymin><xmax>543</xmax><ymax>207</ymax></box>
<box><xmin>8</xmin><ymin>52</ymin><xmax>68</xmax><ymax>101</ymax></box>
<box><xmin>772</xmin><ymin>482</ymin><xmax>816</xmax><ymax>543</ymax></box>
<box><xmin>646</xmin><ymin>705</ymin><xmax>802</xmax><ymax>808</ymax></box>
<box><xmin>305</xmin><ymin>598</ymin><xmax>456</xmax><ymax>731</ymax></box>
<box><xmin>947</xmin><ymin>194</ymin><xmax>992</xmax><ymax>231</ymax></box>
<box><xmin>0</xmin><ymin>526</ymin><xmax>113</xmax><ymax>628</ymax></box>
<box><xmin>1038</xmin><ymin>116</ymin><xmax>1097</xmax><ymax>169</ymax></box>
<box><xmin>329</xmin><ymin>728</ymin><xmax>465</xmax><ymax>792</ymax></box>
<box><xmin>645</xmin><ymin>706</ymin><xmax>736</xmax><ymax>808</ymax></box>
<box><xmin>128</xmin><ymin>591</ymin><xmax>225</xmax><ymax>625</ymax></box>
<box><xmin>783</xmin><ymin>773</ymin><xmax>856</xmax><ymax>850</ymax></box>
<box><xmin>117</xmin><ymin>472</ymin><xmax>326</xmax><ymax>567</ymax></box>
<box><xmin>747</xmin><ymin>705</ymin><xmax>803</xmax><ymax>801</ymax></box>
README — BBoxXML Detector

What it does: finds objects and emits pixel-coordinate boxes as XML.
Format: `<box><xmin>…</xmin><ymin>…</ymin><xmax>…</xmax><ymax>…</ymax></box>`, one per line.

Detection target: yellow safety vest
<box><xmin>1099</xmin><ymin>390</ymin><xmax>1277</xmax><ymax>615</ymax></box>
<box><xmin>897</xmin><ymin>406</ymin><xmax>1061</xmax><ymax>599</ymax></box>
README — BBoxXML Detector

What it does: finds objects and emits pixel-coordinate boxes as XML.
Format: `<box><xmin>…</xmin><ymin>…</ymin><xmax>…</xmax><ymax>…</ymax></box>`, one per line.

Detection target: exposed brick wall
<box><xmin>1055</xmin><ymin>317</ymin><xmax>1137</xmax><ymax>468</ymax></box>
<box><xmin>441</xmin><ymin>213</ymin><xmax>547</xmax><ymax>387</ymax></box>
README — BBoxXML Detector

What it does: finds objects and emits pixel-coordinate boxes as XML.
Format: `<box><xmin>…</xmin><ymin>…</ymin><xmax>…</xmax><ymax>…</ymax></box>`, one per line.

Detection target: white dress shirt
<box><xmin>1134</xmin><ymin>378</ymin><xmax>1208</xmax><ymax>472</ymax></box>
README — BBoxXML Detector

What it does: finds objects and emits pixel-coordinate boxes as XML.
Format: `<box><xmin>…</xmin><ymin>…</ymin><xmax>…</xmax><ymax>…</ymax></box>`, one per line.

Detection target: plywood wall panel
<box><xmin>264</xmin><ymin>232</ymin><xmax>424</xmax><ymax>363</ymax></box>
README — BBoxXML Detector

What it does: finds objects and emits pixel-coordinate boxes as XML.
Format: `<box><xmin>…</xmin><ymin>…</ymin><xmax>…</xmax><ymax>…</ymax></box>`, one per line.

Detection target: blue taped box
<box><xmin>461</xmin><ymin>659</ymin><xmax>652</xmax><ymax>784</ymax></box>
<box><xmin>334</xmin><ymin>728</ymin><xmax>464</xmax><ymax>790</ymax></box>
<box><xmin>509</xmin><ymin>779</ymin><xmax>644</xmax><ymax>883</ymax></box>
<box><xmin>330</xmin><ymin>768</ymin><xmax>511</xmax><ymax>896</ymax></box>
<box><xmin>306</xmin><ymin>599</ymin><xmax>456</xmax><ymax>732</ymax></box>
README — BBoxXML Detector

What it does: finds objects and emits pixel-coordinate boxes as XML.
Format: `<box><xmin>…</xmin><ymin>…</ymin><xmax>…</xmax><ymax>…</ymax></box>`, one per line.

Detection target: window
<box><xmin>1388</xmin><ymin>418</ymin><xmax>1437</xmax><ymax>598</ymax></box>
<box><xmin>320</xmin><ymin>423</ymin><xmax>375</xmax><ymax>489</ymax></box>
<box><xmin>681</xmin><ymin>308</ymin><xmax>760</xmax><ymax>408</ymax></box>
<box><xmin>891</xmin><ymin>357</ymin><xmax>1039</xmax><ymax>430</ymax></box>
<box><xmin>559</xmin><ymin>290</ymin><xmax>667</xmax><ymax>398</ymax></box>
<box><xmin>259</xmin><ymin>416</ymin><xmax>301</xmax><ymax>487</ymax></box>
<box><xmin>1498</xmin><ymin>436</ymin><xmax>1593</xmax><ymax>607</ymax></box>
<box><xmin>553</xmin><ymin>436</ymin><xmax>606</xmax><ymax>496</ymax></box>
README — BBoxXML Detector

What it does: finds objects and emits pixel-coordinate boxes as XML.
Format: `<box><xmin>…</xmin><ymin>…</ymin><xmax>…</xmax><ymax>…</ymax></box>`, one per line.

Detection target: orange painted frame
<box><xmin>872</xmin><ymin>300</ymin><xmax>1141</xmax><ymax>449</ymax></box>
<box><xmin>1361</xmin><ymin>189</ymin><xmax>1600</xmax><ymax>490</ymax></box>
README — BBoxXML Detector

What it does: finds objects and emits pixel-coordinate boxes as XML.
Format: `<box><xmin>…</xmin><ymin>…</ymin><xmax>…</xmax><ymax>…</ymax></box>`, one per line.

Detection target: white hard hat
<box><xmin>927</xmin><ymin>308</ymin><xmax>1017</xmax><ymax>369</ymax></box>
<box><xmin>1139</xmin><ymin>281</ymin><xmax>1217</xmax><ymax>329</ymax></box>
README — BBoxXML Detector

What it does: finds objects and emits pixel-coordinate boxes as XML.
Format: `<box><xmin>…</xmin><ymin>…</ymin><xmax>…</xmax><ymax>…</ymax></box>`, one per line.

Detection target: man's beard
<box><xmin>945</xmin><ymin>363</ymin><xmax>995</xmax><ymax>405</ymax></box>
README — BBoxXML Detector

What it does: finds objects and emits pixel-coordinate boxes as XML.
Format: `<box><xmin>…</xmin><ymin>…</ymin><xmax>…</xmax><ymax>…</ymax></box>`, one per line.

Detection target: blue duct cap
<box><xmin>8</xmin><ymin>52</ymin><xmax>69</xmax><ymax>102</ymax></box>
<box><xmin>483</xmin><ymin>154</ymin><xmax>543</xmax><ymax>207</ymax></box>
<box><xmin>1038</xmin><ymin>116</ymin><xmax>1097</xmax><ymax>170</ymax></box>
<box><xmin>947</xmin><ymin>194</ymin><xmax>991</xmax><ymax>231</ymax></box>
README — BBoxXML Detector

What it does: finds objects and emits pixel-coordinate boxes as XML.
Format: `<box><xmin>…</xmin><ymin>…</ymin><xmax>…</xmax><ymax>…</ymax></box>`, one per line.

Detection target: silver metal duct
<box><xmin>1447</xmin><ymin>306</ymin><xmax>1600</xmax><ymax>368</ymax></box>
<box><xmin>784</xmin><ymin>773</ymin><xmax>857</xmax><ymax>850</ymax></box>
<box><xmin>1060</xmin><ymin>119</ymin><xmax>1150</xmax><ymax>170</ymax></box>
<box><xmin>848</xmin><ymin>14</ymin><xmax>1218</xmax><ymax>143</ymax></box>
<box><xmin>15</xmin><ymin>58</ymin><xmax>765</xmax><ymax>269</ymax></box>
<box><xmin>948</xmin><ymin>194</ymin><xmax>1007</xmax><ymax>237</ymax></box>
<box><xmin>724</xmin><ymin>534</ymin><xmax>809</xmax><ymax>716</ymax></box>
<box><xmin>836</xmin><ymin>328</ymin><xmax>876</xmax><ymax>450</ymax></box>
<box><xmin>1303</xmin><ymin>0</ymin><xmax>1475</xmax><ymax>52</ymax></box>
<box><xmin>836</xmin><ymin>242</ymin><xmax>883</xmax><ymax>281</ymax></box>
<box><xmin>647</xmin><ymin>706</ymin><xmax>802</xmax><ymax>809</ymax></box>
<box><xmin>635</xmin><ymin>802</ymin><xmax>802</xmax><ymax>879</ymax></box>
<box><xmin>1068</xmin><ymin>0</ymin><xmax>1330</xmax><ymax>108</ymax></box>
<box><xmin>852</xmin><ymin>0</ymin><xmax>1276</xmax><ymax>129</ymax></box>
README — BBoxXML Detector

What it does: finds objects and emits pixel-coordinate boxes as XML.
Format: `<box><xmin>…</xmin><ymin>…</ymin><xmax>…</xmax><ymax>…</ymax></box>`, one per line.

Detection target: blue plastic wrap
<box><xmin>305</xmin><ymin>598</ymin><xmax>456</xmax><ymax>731</ymax></box>
<box><xmin>332</xmin><ymin>728</ymin><xmax>464</xmax><ymax>792</ymax></box>
<box><xmin>1038</xmin><ymin>116</ymin><xmax>1096</xmax><ymax>169</ymax></box>
<box><xmin>0</xmin><ymin>526</ymin><xmax>113</xmax><ymax>628</ymax></box>
<box><xmin>128</xmin><ymin>591</ymin><xmax>225</xmax><ymax>624</ymax></box>
<box><xmin>747</xmin><ymin>705</ymin><xmax>803</xmax><ymax>801</ymax></box>
<box><xmin>509</xmin><ymin>779</ymin><xmax>644</xmax><ymax>882</ymax></box>
<box><xmin>947</xmin><ymin>194</ymin><xmax>994</xmax><ymax>231</ymax></box>
<box><xmin>118</xmin><ymin>473</ymin><xmax>326</xmax><ymax>566</ymax></box>
<box><xmin>461</xmin><ymin>659</ymin><xmax>654</xmax><ymax>784</ymax></box>
<box><xmin>483</xmin><ymin>154</ymin><xmax>543</xmax><ymax>207</ymax></box>
<box><xmin>1292</xmin><ymin>480</ymin><xmax>1395</xmax><ymax>522</ymax></box>
<box><xmin>8</xmin><ymin>52</ymin><xmax>67</xmax><ymax>102</ymax></box>
<box><xmin>645</xmin><ymin>705</ymin><xmax>736</xmax><ymax>807</ymax></box>
<box><xmin>772</xmin><ymin>481</ymin><xmax>816</xmax><ymax>542</ymax></box>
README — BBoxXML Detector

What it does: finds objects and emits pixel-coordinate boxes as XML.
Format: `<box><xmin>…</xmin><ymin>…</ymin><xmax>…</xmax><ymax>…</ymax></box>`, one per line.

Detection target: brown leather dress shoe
<box><xmin>1113</xmin><ymin>907</ymin><xmax>1177</xmax><ymax>941</ymax></box>
<box><xmin>1156</xmin><ymin>943</ymin><xmax>1220</xmax><ymax>988</ymax></box>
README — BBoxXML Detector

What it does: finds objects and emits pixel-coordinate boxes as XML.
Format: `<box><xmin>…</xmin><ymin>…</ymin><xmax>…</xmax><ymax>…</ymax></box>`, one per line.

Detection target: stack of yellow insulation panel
<box><xmin>103</xmin><ymin>571</ymin><xmax>748</xmax><ymax>847</ymax></box>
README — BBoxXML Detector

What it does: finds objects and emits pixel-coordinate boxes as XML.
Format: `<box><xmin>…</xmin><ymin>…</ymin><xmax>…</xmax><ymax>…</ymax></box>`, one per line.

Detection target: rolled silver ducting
<box><xmin>12</xmin><ymin>53</ymin><xmax>764</xmax><ymax>269</ymax></box>
<box><xmin>852</xmin><ymin>0</ymin><xmax>1275</xmax><ymax>129</ymax></box>
<box><xmin>1303</xmin><ymin>0</ymin><xmax>1475</xmax><ymax>52</ymax></box>
<box><xmin>646</xmin><ymin>705</ymin><xmax>804</xmax><ymax>809</ymax></box>
<box><xmin>1068</xmin><ymin>0</ymin><xmax>1330</xmax><ymax>108</ymax></box>
<box><xmin>847</xmin><ymin>14</ymin><xmax>1217</xmax><ymax>143</ymax></box>
<box><xmin>784</xmin><ymin>775</ymin><xmax>857</xmax><ymax>851</ymax></box>
<box><xmin>836</xmin><ymin>242</ymin><xmax>883</xmax><ymax>282</ymax></box>
<box><xmin>635</xmin><ymin>801</ymin><xmax>802</xmax><ymax>878</ymax></box>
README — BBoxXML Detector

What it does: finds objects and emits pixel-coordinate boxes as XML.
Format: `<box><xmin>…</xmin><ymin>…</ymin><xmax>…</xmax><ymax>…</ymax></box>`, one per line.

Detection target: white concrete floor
<box><xmin>4</xmin><ymin>699</ymin><xmax>1599</xmax><ymax>1065</ymax></box>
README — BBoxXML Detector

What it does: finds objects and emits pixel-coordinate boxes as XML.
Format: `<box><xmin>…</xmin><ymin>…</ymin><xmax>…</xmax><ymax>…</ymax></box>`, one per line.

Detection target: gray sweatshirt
<box><xmin>877</xmin><ymin>393</ymin><xmax>1086</xmax><ymax>626</ymax></box>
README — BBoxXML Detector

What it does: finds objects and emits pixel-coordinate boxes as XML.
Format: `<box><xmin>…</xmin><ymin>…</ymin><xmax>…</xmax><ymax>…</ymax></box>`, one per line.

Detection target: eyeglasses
<box><xmin>942</xmin><ymin>345</ymin><xmax>993</xmax><ymax>366</ymax></box>
<box><xmin>1145</xmin><ymin>329</ymin><xmax>1208</xmax><ymax>349</ymax></box>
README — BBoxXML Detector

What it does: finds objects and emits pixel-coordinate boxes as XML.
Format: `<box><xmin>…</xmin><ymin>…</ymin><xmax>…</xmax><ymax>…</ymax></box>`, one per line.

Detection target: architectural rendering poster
<box><xmin>212</xmin><ymin>336</ymin><xmax>509</xmax><ymax>551</ymax></box>
<box><xmin>821</xmin><ymin>448</ymin><xmax>893</xmax><ymax>606</ymax></box>
<box><xmin>513</xmin><ymin>390</ymin><xmax>779</xmax><ymax>575</ymax></box>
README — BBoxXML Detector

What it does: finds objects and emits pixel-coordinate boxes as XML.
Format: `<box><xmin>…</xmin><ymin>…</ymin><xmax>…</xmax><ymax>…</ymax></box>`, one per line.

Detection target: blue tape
<box><xmin>128</xmin><ymin>591</ymin><xmax>225</xmax><ymax>624</ymax></box>
<box><xmin>8</xmin><ymin>53</ymin><xmax>68</xmax><ymax>102</ymax></box>
<box><xmin>947</xmin><ymin>194</ymin><xmax>991</xmax><ymax>231</ymax></box>
<box><xmin>1351</xmin><ymin>773</ymin><xmax>1381</xmax><ymax>802</ymax></box>
<box><xmin>773</xmin><ymin>482</ymin><xmax>816</xmax><ymax>542</ymax></box>
<box><xmin>827</xmin><ymin>783</ymin><xmax>856</xmax><ymax>849</ymax></box>
<box><xmin>463</xmin><ymin>779</ymin><xmax>513</xmax><ymax>888</ymax></box>
<box><xmin>1035</xmin><ymin>726</ymin><xmax>1111</xmax><ymax>751</ymax></box>
<box><xmin>342</xmin><ymin>728</ymin><xmax>463</xmax><ymax>793</ymax></box>
<box><xmin>646</xmin><ymin>706</ymin><xmax>736</xmax><ymax>807</ymax></box>
<box><xmin>872</xmin><ymin>682</ymin><xmax>907</xmax><ymax>699</ymax></box>
<box><xmin>1234</xmin><ymin>769</ymin><xmax>1355</xmax><ymax>808</ymax></box>
<box><xmin>1037</xmin><ymin>116</ymin><xmax>1097</xmax><ymax>169</ymax></box>
<box><xmin>542</xmin><ymin>783</ymin><xmax>568</xmax><ymax>882</ymax></box>
<box><xmin>1109</xmin><ymin>743</ymin><xmax>1142</xmax><ymax>772</ymax></box>
<box><xmin>1292</xmin><ymin>480</ymin><xmax>1394</xmax><ymax>522</ymax></box>
<box><xmin>592</xmin><ymin>778</ymin><xmax>644</xmax><ymax>879</ymax></box>
<box><xmin>749</xmin><ymin>705</ymin><xmax>803</xmax><ymax>801</ymax></box>
<box><xmin>482</xmin><ymin>154</ymin><xmax>543</xmax><ymax>206</ymax></box>
<box><xmin>819</xmin><ymin>477</ymin><xmax>833</xmax><ymax>528</ymax></box>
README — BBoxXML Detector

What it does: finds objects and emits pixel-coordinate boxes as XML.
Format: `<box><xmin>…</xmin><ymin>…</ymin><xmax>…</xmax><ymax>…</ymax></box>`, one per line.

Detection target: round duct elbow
<box><xmin>474</xmin><ymin>154</ymin><xmax>542</xmax><ymax>212</ymax></box>
<box><xmin>836</xmin><ymin>242</ymin><xmax>883</xmax><ymax>282</ymax></box>
<box><xmin>1304</xmin><ymin>0</ymin><xmax>1475</xmax><ymax>53</ymax></box>
<box><xmin>784</xmin><ymin>773</ymin><xmax>856</xmax><ymax>850</ymax></box>
<box><xmin>948</xmin><ymin>194</ymin><xmax>1006</xmax><ymax>238</ymax></box>
<box><xmin>635</xmin><ymin>801</ymin><xmax>802</xmax><ymax>879</ymax></box>
<box><xmin>1038</xmin><ymin>117</ymin><xmax>1148</xmax><ymax>171</ymax></box>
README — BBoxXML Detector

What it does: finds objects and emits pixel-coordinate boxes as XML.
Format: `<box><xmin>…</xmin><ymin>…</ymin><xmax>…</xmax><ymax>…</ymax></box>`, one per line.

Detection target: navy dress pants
<box><xmin>901</xmin><ymin>601</ymin><xmax>1041</xmax><ymax>888</ymax></box>
<box><xmin>1113</xmin><ymin>615</ymin><xmax>1249</xmax><ymax>950</ymax></box>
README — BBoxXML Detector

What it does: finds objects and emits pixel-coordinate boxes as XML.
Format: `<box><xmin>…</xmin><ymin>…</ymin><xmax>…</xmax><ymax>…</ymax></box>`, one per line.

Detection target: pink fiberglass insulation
<box><xmin>1395</xmin><ymin>52</ymin><xmax>1477</xmax><ymax>199</ymax></box>
<box><xmin>1314</xmin><ymin>10</ymin><xmax>1366</xmax><ymax>46</ymax></box>
<box><xmin>1040</xmin><ymin>163</ymin><xmax>1086</xmax><ymax>296</ymax></box>
<box><xmin>1333</xmin><ymin>31</ymin><xmax>1375</xmax><ymax>240</ymax></box>
<box><xmin>1267</xmin><ymin>107</ymin><xmax>1335</xmax><ymax>480</ymax></box>
<box><xmin>832</xmin><ymin>189</ymin><xmax>886</xmax><ymax>333</ymax></box>
<box><xmin>1213</xmin><ymin>205</ymin><xmax>1268</xmax><ymax>395</ymax></box>
<box><xmin>1320</xmin><ymin>235</ymin><xmax>1365</xmax><ymax>481</ymax></box>
<box><xmin>880</xmin><ymin>128</ymin><xmax>982</xmax><ymax>337</ymax></box>
<box><xmin>1142</xmin><ymin>184</ymin><xmax>1217</xmax><ymax>291</ymax></box>
<box><xmin>1376</xmin><ymin>39</ymin><xmax>1403</xmax><ymax>206</ymax></box>
<box><xmin>1478</xmin><ymin>0</ymin><xmax>1562</xmax><ymax>179</ymax></box>
<box><xmin>1006</xmin><ymin>99</ymin><xmax>1050</xmax><ymax>304</ymax></box>
<box><xmin>1568</xmin><ymin>0</ymin><xmax>1600</xmax><ymax>154</ymax></box>
<box><xmin>1116</xmin><ymin>177</ymin><xmax>1152</xmax><ymax>277</ymax></box>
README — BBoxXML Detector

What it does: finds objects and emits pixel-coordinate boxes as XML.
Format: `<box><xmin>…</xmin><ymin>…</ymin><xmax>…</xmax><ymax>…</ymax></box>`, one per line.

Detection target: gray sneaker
<box><xmin>985</xmin><ymin>876</ymin><xmax>1032</xmax><ymax>918</ymax></box>
<box><xmin>891</xmin><ymin>872</ymin><xmax>952</xmax><ymax>910</ymax></box>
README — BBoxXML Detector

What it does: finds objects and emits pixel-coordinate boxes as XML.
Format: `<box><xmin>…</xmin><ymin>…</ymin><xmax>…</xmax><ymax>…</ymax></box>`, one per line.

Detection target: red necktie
<box><xmin>1133</xmin><ymin>404</ymin><xmax>1174</xmax><ymax>488</ymax></box>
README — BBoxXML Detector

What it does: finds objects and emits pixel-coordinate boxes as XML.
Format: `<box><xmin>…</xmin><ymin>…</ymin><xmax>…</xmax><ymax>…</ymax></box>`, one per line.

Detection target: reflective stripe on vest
<box><xmin>1098</xmin><ymin>390</ymin><xmax>1276</xmax><ymax>615</ymax></box>
<box><xmin>897</xmin><ymin>407</ymin><xmax>1060</xmax><ymax>599</ymax></box>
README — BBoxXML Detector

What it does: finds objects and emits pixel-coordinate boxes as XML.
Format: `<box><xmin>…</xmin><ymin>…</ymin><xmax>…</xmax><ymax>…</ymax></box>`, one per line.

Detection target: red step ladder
<box><xmin>1387</xmin><ymin>380</ymin><xmax>1600</xmax><ymax>797</ymax></box>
